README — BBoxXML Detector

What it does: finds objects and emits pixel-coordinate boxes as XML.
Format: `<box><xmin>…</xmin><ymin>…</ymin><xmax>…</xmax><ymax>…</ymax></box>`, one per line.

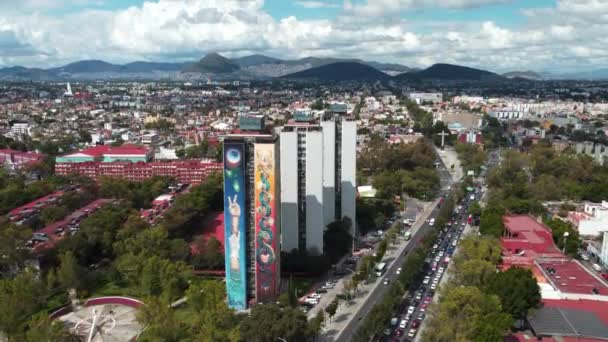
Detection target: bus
<box><xmin>375</xmin><ymin>262</ymin><xmax>387</xmax><ymax>277</ymax></box>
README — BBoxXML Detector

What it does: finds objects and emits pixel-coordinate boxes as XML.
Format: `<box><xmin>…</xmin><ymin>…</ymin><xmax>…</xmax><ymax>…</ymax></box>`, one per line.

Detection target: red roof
<box><xmin>9</xmin><ymin>190</ymin><xmax>65</xmax><ymax>217</ymax></box>
<box><xmin>501</xmin><ymin>215</ymin><xmax>561</xmax><ymax>257</ymax></box>
<box><xmin>508</xmin><ymin>332</ymin><xmax>606</xmax><ymax>342</ymax></box>
<box><xmin>538</xmin><ymin>260</ymin><xmax>608</xmax><ymax>295</ymax></box>
<box><xmin>68</xmin><ymin>144</ymin><xmax>149</xmax><ymax>158</ymax></box>
<box><xmin>190</xmin><ymin>212</ymin><xmax>225</xmax><ymax>255</ymax></box>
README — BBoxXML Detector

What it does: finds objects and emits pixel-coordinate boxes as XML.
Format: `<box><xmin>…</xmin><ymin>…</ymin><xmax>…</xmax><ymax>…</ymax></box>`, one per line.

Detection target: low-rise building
<box><xmin>567</xmin><ymin>201</ymin><xmax>608</xmax><ymax>236</ymax></box>
<box><xmin>55</xmin><ymin>160</ymin><xmax>222</xmax><ymax>185</ymax></box>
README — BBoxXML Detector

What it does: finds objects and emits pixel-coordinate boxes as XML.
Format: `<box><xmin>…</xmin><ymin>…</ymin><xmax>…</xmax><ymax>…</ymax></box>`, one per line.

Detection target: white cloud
<box><xmin>295</xmin><ymin>1</ymin><xmax>340</xmax><ymax>9</ymax></box>
<box><xmin>0</xmin><ymin>0</ymin><xmax>606</xmax><ymax>72</ymax></box>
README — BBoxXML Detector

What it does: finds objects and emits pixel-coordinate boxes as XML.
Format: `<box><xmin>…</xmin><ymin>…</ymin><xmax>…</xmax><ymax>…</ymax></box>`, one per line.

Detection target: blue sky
<box><xmin>0</xmin><ymin>0</ymin><xmax>605</xmax><ymax>72</ymax></box>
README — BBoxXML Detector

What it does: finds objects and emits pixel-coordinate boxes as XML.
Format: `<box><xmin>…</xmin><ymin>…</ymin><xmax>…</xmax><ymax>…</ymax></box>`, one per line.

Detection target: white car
<box><xmin>429</xmin><ymin>218</ymin><xmax>435</xmax><ymax>226</ymax></box>
<box><xmin>396</xmin><ymin>267</ymin><xmax>402</xmax><ymax>275</ymax></box>
<box><xmin>408</xmin><ymin>328</ymin><xmax>418</xmax><ymax>338</ymax></box>
<box><xmin>422</xmin><ymin>276</ymin><xmax>431</xmax><ymax>285</ymax></box>
<box><xmin>407</xmin><ymin>306</ymin><xmax>416</xmax><ymax>315</ymax></box>
<box><xmin>430</xmin><ymin>283</ymin><xmax>437</xmax><ymax>290</ymax></box>
<box><xmin>399</xmin><ymin>319</ymin><xmax>408</xmax><ymax>329</ymax></box>
<box><xmin>581</xmin><ymin>254</ymin><xmax>590</xmax><ymax>261</ymax></box>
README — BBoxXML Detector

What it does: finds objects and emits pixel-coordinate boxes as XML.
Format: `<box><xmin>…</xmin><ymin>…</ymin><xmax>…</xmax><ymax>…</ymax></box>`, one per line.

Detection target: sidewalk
<box><xmin>436</xmin><ymin>147</ymin><xmax>462</xmax><ymax>182</ymax></box>
<box><xmin>319</xmin><ymin>198</ymin><xmax>440</xmax><ymax>341</ymax></box>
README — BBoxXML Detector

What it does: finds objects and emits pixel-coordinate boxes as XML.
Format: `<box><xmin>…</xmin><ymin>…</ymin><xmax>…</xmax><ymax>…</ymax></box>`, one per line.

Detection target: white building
<box><xmin>279</xmin><ymin>115</ymin><xmax>357</xmax><ymax>255</ymax></box>
<box><xmin>488</xmin><ymin>110</ymin><xmax>526</xmax><ymax>121</ymax></box>
<box><xmin>280</xmin><ymin>124</ymin><xmax>324</xmax><ymax>254</ymax></box>
<box><xmin>567</xmin><ymin>201</ymin><xmax>608</xmax><ymax>236</ymax></box>
<box><xmin>408</xmin><ymin>92</ymin><xmax>443</xmax><ymax>104</ymax></box>
<box><xmin>10</xmin><ymin>123</ymin><xmax>31</xmax><ymax>137</ymax></box>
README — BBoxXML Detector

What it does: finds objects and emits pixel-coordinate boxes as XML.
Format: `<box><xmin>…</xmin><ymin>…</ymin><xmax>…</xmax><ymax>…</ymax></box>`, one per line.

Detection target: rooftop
<box><xmin>61</xmin><ymin>144</ymin><xmax>150</xmax><ymax>158</ymax></box>
<box><xmin>525</xmin><ymin>299</ymin><xmax>608</xmax><ymax>341</ymax></box>
<box><xmin>537</xmin><ymin>260</ymin><xmax>608</xmax><ymax>295</ymax></box>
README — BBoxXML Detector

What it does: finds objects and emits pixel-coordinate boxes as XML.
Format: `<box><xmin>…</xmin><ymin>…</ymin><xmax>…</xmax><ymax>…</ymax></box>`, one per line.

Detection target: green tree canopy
<box><xmin>485</xmin><ymin>267</ymin><xmax>541</xmax><ymax>320</ymax></box>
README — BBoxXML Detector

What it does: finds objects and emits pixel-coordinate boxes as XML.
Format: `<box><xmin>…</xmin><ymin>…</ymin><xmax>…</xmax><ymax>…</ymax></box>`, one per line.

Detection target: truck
<box><xmin>404</xmin><ymin>231</ymin><xmax>412</xmax><ymax>241</ymax></box>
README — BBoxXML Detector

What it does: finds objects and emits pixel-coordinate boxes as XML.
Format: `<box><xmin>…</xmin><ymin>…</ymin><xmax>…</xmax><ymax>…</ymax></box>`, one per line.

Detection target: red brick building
<box><xmin>55</xmin><ymin>160</ymin><xmax>222</xmax><ymax>185</ymax></box>
<box><xmin>0</xmin><ymin>148</ymin><xmax>45</xmax><ymax>170</ymax></box>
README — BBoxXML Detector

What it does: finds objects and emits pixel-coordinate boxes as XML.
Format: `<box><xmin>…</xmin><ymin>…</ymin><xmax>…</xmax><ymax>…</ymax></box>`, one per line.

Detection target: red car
<box><xmin>601</xmin><ymin>273</ymin><xmax>608</xmax><ymax>280</ymax></box>
<box><xmin>411</xmin><ymin>319</ymin><xmax>421</xmax><ymax>328</ymax></box>
<box><xmin>424</xmin><ymin>296</ymin><xmax>432</xmax><ymax>304</ymax></box>
<box><xmin>395</xmin><ymin>329</ymin><xmax>404</xmax><ymax>337</ymax></box>
<box><xmin>420</xmin><ymin>303</ymin><xmax>429</xmax><ymax>312</ymax></box>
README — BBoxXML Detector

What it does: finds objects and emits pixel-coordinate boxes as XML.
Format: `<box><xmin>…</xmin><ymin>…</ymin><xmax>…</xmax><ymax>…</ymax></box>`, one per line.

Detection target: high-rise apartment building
<box><xmin>322</xmin><ymin>114</ymin><xmax>357</xmax><ymax>235</ymax></box>
<box><xmin>279</xmin><ymin>111</ymin><xmax>357</xmax><ymax>255</ymax></box>
<box><xmin>222</xmin><ymin>133</ymin><xmax>281</xmax><ymax>310</ymax></box>
<box><xmin>280</xmin><ymin>124</ymin><xmax>324</xmax><ymax>254</ymax></box>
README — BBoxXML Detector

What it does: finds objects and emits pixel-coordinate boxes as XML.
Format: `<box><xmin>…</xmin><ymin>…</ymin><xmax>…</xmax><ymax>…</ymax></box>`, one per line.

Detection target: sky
<box><xmin>0</xmin><ymin>0</ymin><xmax>606</xmax><ymax>72</ymax></box>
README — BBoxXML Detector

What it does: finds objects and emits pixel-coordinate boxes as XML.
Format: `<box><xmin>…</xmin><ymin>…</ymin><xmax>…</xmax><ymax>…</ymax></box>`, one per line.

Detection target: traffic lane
<box><xmin>338</xmin><ymin>215</ymin><xmax>441</xmax><ymax>342</ymax></box>
<box><xmin>398</xmin><ymin>213</ymin><xmax>470</xmax><ymax>338</ymax></box>
<box><xmin>339</xmin><ymin>199</ymin><xmax>446</xmax><ymax>340</ymax></box>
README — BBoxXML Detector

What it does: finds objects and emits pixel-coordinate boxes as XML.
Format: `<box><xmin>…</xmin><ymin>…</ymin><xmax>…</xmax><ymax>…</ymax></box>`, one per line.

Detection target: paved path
<box><xmin>436</xmin><ymin>147</ymin><xmax>462</xmax><ymax>182</ymax></box>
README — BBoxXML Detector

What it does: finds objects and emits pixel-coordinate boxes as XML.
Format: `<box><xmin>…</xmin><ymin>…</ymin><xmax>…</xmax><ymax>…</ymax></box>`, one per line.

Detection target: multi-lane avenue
<box><xmin>335</xmin><ymin>152</ymin><xmax>454</xmax><ymax>342</ymax></box>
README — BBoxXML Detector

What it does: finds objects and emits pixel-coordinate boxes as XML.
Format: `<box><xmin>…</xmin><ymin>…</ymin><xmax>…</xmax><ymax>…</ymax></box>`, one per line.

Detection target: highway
<box><xmin>336</xmin><ymin>153</ymin><xmax>453</xmax><ymax>342</ymax></box>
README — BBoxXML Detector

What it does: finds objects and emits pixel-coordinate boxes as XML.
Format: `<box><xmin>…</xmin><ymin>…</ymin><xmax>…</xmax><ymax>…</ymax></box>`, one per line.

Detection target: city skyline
<box><xmin>0</xmin><ymin>0</ymin><xmax>606</xmax><ymax>72</ymax></box>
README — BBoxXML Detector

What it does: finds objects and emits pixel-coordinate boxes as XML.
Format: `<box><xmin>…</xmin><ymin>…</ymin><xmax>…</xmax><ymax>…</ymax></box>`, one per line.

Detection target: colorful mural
<box><xmin>223</xmin><ymin>143</ymin><xmax>247</xmax><ymax>310</ymax></box>
<box><xmin>254</xmin><ymin>143</ymin><xmax>278</xmax><ymax>302</ymax></box>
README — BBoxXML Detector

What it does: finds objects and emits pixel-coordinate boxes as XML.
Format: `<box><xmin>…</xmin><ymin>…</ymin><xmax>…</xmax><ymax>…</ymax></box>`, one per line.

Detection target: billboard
<box><xmin>254</xmin><ymin>143</ymin><xmax>278</xmax><ymax>302</ymax></box>
<box><xmin>223</xmin><ymin>143</ymin><xmax>247</xmax><ymax>310</ymax></box>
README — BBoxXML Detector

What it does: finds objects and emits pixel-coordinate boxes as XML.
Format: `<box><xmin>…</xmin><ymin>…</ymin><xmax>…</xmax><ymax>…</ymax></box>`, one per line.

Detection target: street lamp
<box><xmin>562</xmin><ymin>231</ymin><xmax>570</xmax><ymax>254</ymax></box>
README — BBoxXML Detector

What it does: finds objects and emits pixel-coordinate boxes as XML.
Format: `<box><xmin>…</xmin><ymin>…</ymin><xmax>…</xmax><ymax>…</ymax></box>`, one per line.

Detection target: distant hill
<box><xmin>281</xmin><ymin>62</ymin><xmax>390</xmax><ymax>81</ymax></box>
<box><xmin>503</xmin><ymin>70</ymin><xmax>543</xmax><ymax>80</ymax></box>
<box><xmin>232</xmin><ymin>54</ymin><xmax>283</xmax><ymax>67</ymax></box>
<box><xmin>123</xmin><ymin>61</ymin><xmax>185</xmax><ymax>72</ymax></box>
<box><xmin>546</xmin><ymin>69</ymin><xmax>608</xmax><ymax>80</ymax></box>
<box><xmin>182</xmin><ymin>53</ymin><xmax>240</xmax><ymax>73</ymax></box>
<box><xmin>397</xmin><ymin>63</ymin><xmax>502</xmax><ymax>81</ymax></box>
<box><xmin>51</xmin><ymin>60</ymin><xmax>123</xmax><ymax>73</ymax></box>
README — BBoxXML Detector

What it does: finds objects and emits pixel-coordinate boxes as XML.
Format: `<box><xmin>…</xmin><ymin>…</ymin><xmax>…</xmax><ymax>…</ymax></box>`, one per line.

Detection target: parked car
<box><xmin>408</xmin><ymin>328</ymin><xmax>418</xmax><ymax>338</ymax></box>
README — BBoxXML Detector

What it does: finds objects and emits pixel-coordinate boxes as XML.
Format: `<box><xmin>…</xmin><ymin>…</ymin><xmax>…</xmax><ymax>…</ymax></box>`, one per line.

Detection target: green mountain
<box><xmin>182</xmin><ymin>53</ymin><xmax>240</xmax><ymax>73</ymax></box>
<box><xmin>281</xmin><ymin>62</ymin><xmax>390</xmax><ymax>81</ymax></box>
<box><xmin>397</xmin><ymin>63</ymin><xmax>502</xmax><ymax>81</ymax></box>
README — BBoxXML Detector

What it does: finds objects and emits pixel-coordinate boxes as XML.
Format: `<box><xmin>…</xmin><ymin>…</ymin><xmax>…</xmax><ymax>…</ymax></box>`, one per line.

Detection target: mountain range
<box><xmin>0</xmin><ymin>52</ymin><xmax>606</xmax><ymax>81</ymax></box>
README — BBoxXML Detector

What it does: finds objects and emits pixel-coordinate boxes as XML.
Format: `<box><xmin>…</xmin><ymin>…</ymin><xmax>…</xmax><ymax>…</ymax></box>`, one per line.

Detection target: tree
<box><xmin>0</xmin><ymin>271</ymin><xmax>44</xmax><ymax>340</ymax></box>
<box><xmin>422</xmin><ymin>286</ymin><xmax>512</xmax><ymax>342</ymax></box>
<box><xmin>468</xmin><ymin>202</ymin><xmax>482</xmax><ymax>218</ymax></box>
<box><xmin>185</xmin><ymin>280</ymin><xmax>239</xmax><ymax>341</ymax></box>
<box><xmin>375</xmin><ymin>238</ymin><xmax>388</xmax><ymax>263</ymax></box>
<box><xmin>25</xmin><ymin>312</ymin><xmax>77</xmax><ymax>342</ymax></box>
<box><xmin>308</xmin><ymin>310</ymin><xmax>325</xmax><ymax>340</ymax></box>
<box><xmin>137</xmin><ymin>296</ymin><xmax>186</xmax><ymax>341</ymax></box>
<box><xmin>485</xmin><ymin>267</ymin><xmax>541</xmax><ymax>320</ymax></box>
<box><xmin>57</xmin><ymin>251</ymin><xmax>84</xmax><ymax>291</ymax></box>
<box><xmin>41</xmin><ymin>205</ymin><xmax>69</xmax><ymax>225</ymax></box>
<box><xmin>0</xmin><ymin>222</ymin><xmax>32</xmax><ymax>274</ymax></box>
<box><xmin>324</xmin><ymin>217</ymin><xmax>353</xmax><ymax>263</ymax></box>
<box><xmin>192</xmin><ymin>236</ymin><xmax>225</xmax><ymax>270</ymax></box>
<box><xmin>287</xmin><ymin>276</ymin><xmax>298</xmax><ymax>308</ymax></box>
<box><xmin>325</xmin><ymin>299</ymin><xmax>339</xmax><ymax>323</ymax></box>
<box><xmin>240</xmin><ymin>304</ymin><xmax>310</xmax><ymax>342</ymax></box>
<box><xmin>479</xmin><ymin>204</ymin><xmax>504</xmax><ymax>237</ymax></box>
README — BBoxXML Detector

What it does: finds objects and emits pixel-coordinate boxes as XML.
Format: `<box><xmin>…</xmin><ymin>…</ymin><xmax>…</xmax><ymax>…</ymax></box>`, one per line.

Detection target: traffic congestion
<box><xmin>381</xmin><ymin>186</ymin><xmax>483</xmax><ymax>341</ymax></box>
